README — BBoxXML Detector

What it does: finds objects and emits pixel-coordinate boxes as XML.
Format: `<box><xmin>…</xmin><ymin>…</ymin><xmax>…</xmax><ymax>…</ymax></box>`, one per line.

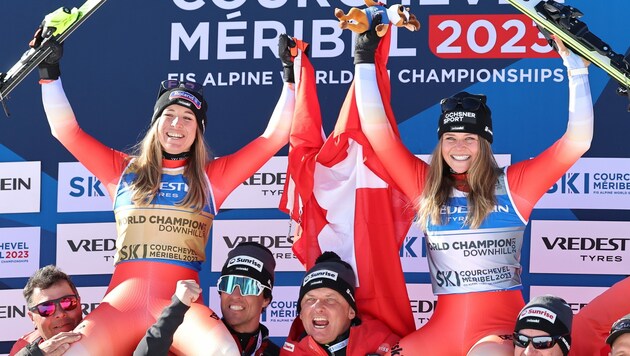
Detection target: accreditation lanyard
<box><xmin>326</xmin><ymin>338</ymin><xmax>349</xmax><ymax>355</ymax></box>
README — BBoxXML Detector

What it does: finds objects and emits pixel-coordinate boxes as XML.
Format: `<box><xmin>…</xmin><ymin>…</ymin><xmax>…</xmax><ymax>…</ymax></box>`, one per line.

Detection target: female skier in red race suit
<box><xmin>37</xmin><ymin>47</ymin><xmax>294</xmax><ymax>355</ymax></box>
<box><xmin>354</xmin><ymin>22</ymin><xmax>629</xmax><ymax>356</ymax></box>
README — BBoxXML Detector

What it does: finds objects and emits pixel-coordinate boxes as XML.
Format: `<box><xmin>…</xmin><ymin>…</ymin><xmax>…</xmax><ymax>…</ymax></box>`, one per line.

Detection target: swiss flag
<box><xmin>280</xmin><ymin>33</ymin><xmax>416</xmax><ymax>338</ymax></box>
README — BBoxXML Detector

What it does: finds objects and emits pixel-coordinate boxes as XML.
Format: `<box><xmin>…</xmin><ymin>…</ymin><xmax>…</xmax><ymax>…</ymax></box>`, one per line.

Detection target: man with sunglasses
<box><xmin>607</xmin><ymin>314</ymin><xmax>630</xmax><ymax>356</ymax></box>
<box><xmin>10</xmin><ymin>265</ymin><xmax>83</xmax><ymax>356</ymax></box>
<box><xmin>134</xmin><ymin>242</ymin><xmax>280</xmax><ymax>355</ymax></box>
<box><xmin>513</xmin><ymin>295</ymin><xmax>573</xmax><ymax>356</ymax></box>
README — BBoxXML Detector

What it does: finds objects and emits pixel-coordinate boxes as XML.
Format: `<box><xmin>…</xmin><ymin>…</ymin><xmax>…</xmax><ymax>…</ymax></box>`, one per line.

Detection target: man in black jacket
<box><xmin>133</xmin><ymin>242</ymin><xmax>280</xmax><ymax>356</ymax></box>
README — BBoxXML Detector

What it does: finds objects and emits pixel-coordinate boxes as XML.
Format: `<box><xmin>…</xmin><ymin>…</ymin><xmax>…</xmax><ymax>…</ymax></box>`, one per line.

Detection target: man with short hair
<box><xmin>134</xmin><ymin>241</ymin><xmax>280</xmax><ymax>355</ymax></box>
<box><xmin>606</xmin><ymin>313</ymin><xmax>630</xmax><ymax>356</ymax></box>
<box><xmin>281</xmin><ymin>251</ymin><xmax>399</xmax><ymax>355</ymax></box>
<box><xmin>10</xmin><ymin>265</ymin><xmax>83</xmax><ymax>356</ymax></box>
<box><xmin>513</xmin><ymin>295</ymin><xmax>573</xmax><ymax>356</ymax></box>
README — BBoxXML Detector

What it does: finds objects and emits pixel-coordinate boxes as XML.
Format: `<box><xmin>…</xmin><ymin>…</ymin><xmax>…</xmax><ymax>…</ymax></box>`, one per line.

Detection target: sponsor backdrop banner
<box><xmin>1</xmin><ymin>0</ymin><xmax>629</xmax><ymax>351</ymax></box>
<box><xmin>406</xmin><ymin>283</ymin><xmax>438</xmax><ymax>329</ymax></box>
<box><xmin>0</xmin><ymin>227</ymin><xmax>41</xmax><ymax>279</ymax></box>
<box><xmin>529</xmin><ymin>285</ymin><xmax>610</xmax><ymax>315</ymax></box>
<box><xmin>57</xmin><ymin>162</ymin><xmax>113</xmax><ymax>213</ymax></box>
<box><xmin>211</xmin><ymin>219</ymin><xmax>301</xmax><ymax>271</ymax></box>
<box><xmin>537</xmin><ymin>158</ymin><xmax>630</xmax><ymax>210</ymax></box>
<box><xmin>530</xmin><ymin>220</ymin><xmax>630</xmax><ymax>275</ymax></box>
<box><xmin>0</xmin><ymin>162</ymin><xmax>40</xmax><ymax>214</ymax></box>
<box><xmin>55</xmin><ymin>223</ymin><xmax>117</xmax><ymax>275</ymax></box>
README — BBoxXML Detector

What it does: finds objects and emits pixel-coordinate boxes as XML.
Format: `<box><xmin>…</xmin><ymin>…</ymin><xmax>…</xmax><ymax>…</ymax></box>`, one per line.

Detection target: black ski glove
<box><xmin>354</xmin><ymin>13</ymin><xmax>383</xmax><ymax>65</ymax></box>
<box><xmin>278</xmin><ymin>33</ymin><xmax>297</xmax><ymax>83</ymax></box>
<box><xmin>30</xmin><ymin>23</ymin><xmax>63</xmax><ymax>81</ymax></box>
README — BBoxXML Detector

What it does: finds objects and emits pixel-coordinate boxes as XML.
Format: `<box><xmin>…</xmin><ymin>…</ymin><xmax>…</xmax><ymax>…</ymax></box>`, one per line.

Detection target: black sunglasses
<box><xmin>158</xmin><ymin>80</ymin><xmax>203</xmax><ymax>98</ymax></box>
<box><xmin>513</xmin><ymin>332</ymin><xmax>567</xmax><ymax>349</ymax></box>
<box><xmin>440</xmin><ymin>97</ymin><xmax>483</xmax><ymax>112</ymax></box>
<box><xmin>29</xmin><ymin>294</ymin><xmax>79</xmax><ymax>317</ymax></box>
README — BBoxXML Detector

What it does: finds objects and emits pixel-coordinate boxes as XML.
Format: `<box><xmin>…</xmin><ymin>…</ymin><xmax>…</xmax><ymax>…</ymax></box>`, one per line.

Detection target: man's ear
<box><xmin>28</xmin><ymin>310</ymin><xmax>35</xmax><ymax>324</ymax></box>
<box><xmin>348</xmin><ymin>308</ymin><xmax>356</xmax><ymax>320</ymax></box>
<box><xmin>262</xmin><ymin>297</ymin><xmax>271</xmax><ymax>309</ymax></box>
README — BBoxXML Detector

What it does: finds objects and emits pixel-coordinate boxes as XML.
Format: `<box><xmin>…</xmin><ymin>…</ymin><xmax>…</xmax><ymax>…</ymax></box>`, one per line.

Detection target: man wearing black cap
<box><xmin>134</xmin><ymin>242</ymin><xmax>280</xmax><ymax>356</ymax></box>
<box><xmin>513</xmin><ymin>295</ymin><xmax>573</xmax><ymax>356</ymax></box>
<box><xmin>606</xmin><ymin>314</ymin><xmax>630</xmax><ymax>355</ymax></box>
<box><xmin>282</xmin><ymin>252</ymin><xmax>399</xmax><ymax>355</ymax></box>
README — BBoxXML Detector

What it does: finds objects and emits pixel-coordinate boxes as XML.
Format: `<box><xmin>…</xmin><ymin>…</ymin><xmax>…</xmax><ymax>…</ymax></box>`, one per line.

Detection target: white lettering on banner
<box><xmin>211</xmin><ymin>220</ymin><xmax>303</xmax><ymax>272</ymax></box>
<box><xmin>173</xmin><ymin>0</ymin><xmax>205</xmax><ymax>11</ymax></box>
<box><xmin>171</xmin><ymin>22</ymin><xmax>209</xmax><ymax>61</ymax></box>
<box><xmin>399</xmin><ymin>67</ymin><xmax>563</xmax><ymax>84</ymax></box>
<box><xmin>530</xmin><ymin>220</ymin><xmax>630</xmax><ymax>275</ymax></box>
<box><xmin>167</xmin><ymin>2</ymin><xmax>565</xmax><ymax>67</ymax></box>
<box><xmin>168</xmin><ymin>67</ymin><xmax>565</xmax><ymax>87</ymax></box>
<box><xmin>406</xmin><ymin>284</ymin><xmax>437</xmax><ymax>329</ymax></box>
<box><xmin>172</xmin><ymin>1</ymin><xmax>518</xmax><ymax>11</ymax></box>
<box><xmin>209</xmin><ymin>286</ymin><xmax>299</xmax><ymax>337</ymax></box>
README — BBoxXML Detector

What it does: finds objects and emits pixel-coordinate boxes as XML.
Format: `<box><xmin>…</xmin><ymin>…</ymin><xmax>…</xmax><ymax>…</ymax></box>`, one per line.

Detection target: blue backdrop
<box><xmin>1</xmin><ymin>0</ymin><xmax>629</xmax><ymax>352</ymax></box>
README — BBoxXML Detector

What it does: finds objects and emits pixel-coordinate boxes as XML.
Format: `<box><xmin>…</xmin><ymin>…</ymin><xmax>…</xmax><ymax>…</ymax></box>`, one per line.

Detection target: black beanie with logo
<box><xmin>515</xmin><ymin>295</ymin><xmax>573</xmax><ymax>355</ymax></box>
<box><xmin>152</xmin><ymin>87</ymin><xmax>208</xmax><ymax>132</ymax></box>
<box><xmin>221</xmin><ymin>242</ymin><xmax>276</xmax><ymax>292</ymax></box>
<box><xmin>437</xmin><ymin>91</ymin><xmax>493</xmax><ymax>143</ymax></box>
<box><xmin>296</xmin><ymin>251</ymin><xmax>357</xmax><ymax>315</ymax></box>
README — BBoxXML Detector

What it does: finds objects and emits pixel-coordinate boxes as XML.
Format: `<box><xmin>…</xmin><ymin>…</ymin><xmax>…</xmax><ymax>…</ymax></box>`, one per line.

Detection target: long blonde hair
<box><xmin>417</xmin><ymin>137</ymin><xmax>500</xmax><ymax>229</ymax></box>
<box><xmin>127</xmin><ymin>123</ymin><xmax>212</xmax><ymax>213</ymax></box>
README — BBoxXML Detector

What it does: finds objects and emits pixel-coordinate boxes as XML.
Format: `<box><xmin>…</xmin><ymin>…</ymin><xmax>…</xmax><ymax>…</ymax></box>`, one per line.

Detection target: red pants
<box><xmin>572</xmin><ymin>277</ymin><xmax>630</xmax><ymax>356</ymax></box>
<box><xmin>389</xmin><ymin>290</ymin><xmax>525</xmax><ymax>355</ymax></box>
<box><xmin>64</xmin><ymin>261</ymin><xmax>237</xmax><ymax>355</ymax></box>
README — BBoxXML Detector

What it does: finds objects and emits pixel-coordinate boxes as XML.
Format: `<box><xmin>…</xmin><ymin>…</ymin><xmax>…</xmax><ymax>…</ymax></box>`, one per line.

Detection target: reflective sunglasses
<box><xmin>158</xmin><ymin>80</ymin><xmax>204</xmax><ymax>98</ymax></box>
<box><xmin>440</xmin><ymin>96</ymin><xmax>483</xmax><ymax>112</ymax></box>
<box><xmin>29</xmin><ymin>295</ymin><xmax>79</xmax><ymax>317</ymax></box>
<box><xmin>513</xmin><ymin>332</ymin><xmax>567</xmax><ymax>349</ymax></box>
<box><xmin>217</xmin><ymin>275</ymin><xmax>268</xmax><ymax>297</ymax></box>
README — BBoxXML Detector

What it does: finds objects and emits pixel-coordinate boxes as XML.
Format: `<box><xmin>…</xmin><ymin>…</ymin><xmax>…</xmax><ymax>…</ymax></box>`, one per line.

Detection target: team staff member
<box><xmin>32</xmin><ymin>9</ymin><xmax>295</xmax><ymax>354</ymax></box>
<box><xmin>512</xmin><ymin>295</ymin><xmax>573</xmax><ymax>356</ymax></box>
<box><xmin>134</xmin><ymin>242</ymin><xmax>280</xmax><ymax>355</ymax></box>
<box><xmin>281</xmin><ymin>252</ymin><xmax>399</xmax><ymax>355</ymax></box>
<box><xmin>353</xmin><ymin>12</ymin><xmax>598</xmax><ymax>354</ymax></box>
<box><xmin>10</xmin><ymin>266</ymin><xmax>83</xmax><ymax>356</ymax></box>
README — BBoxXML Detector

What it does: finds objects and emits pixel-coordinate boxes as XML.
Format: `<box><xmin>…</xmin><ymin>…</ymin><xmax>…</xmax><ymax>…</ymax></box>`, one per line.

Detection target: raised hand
<box><xmin>29</xmin><ymin>24</ymin><xmax>63</xmax><ymax>81</ymax></box>
<box><xmin>37</xmin><ymin>331</ymin><xmax>82</xmax><ymax>356</ymax></box>
<box><xmin>278</xmin><ymin>33</ymin><xmax>297</xmax><ymax>83</ymax></box>
<box><xmin>175</xmin><ymin>279</ymin><xmax>202</xmax><ymax>306</ymax></box>
<box><xmin>354</xmin><ymin>13</ymin><xmax>383</xmax><ymax>65</ymax></box>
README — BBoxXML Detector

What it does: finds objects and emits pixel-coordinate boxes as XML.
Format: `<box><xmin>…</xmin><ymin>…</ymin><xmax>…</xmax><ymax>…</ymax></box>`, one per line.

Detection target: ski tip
<box><xmin>0</xmin><ymin>98</ymin><xmax>11</xmax><ymax>118</ymax></box>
